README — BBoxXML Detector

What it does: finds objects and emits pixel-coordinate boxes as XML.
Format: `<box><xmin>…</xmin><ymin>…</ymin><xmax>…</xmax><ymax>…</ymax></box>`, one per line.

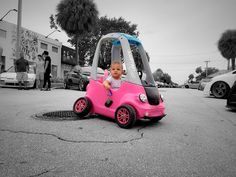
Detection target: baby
<box><xmin>103</xmin><ymin>60</ymin><xmax>123</xmax><ymax>90</ymax></box>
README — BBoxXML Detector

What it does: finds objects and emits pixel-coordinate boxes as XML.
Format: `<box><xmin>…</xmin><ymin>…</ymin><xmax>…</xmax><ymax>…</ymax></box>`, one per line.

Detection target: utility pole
<box><xmin>16</xmin><ymin>0</ymin><xmax>22</xmax><ymax>59</ymax></box>
<box><xmin>204</xmin><ymin>60</ymin><xmax>210</xmax><ymax>77</ymax></box>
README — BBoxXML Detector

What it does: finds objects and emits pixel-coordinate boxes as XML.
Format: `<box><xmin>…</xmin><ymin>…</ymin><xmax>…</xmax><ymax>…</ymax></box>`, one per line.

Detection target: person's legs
<box><xmin>42</xmin><ymin>73</ymin><xmax>47</xmax><ymax>90</ymax></box>
<box><xmin>39</xmin><ymin>73</ymin><xmax>44</xmax><ymax>89</ymax></box>
<box><xmin>47</xmin><ymin>73</ymin><xmax>51</xmax><ymax>90</ymax></box>
<box><xmin>18</xmin><ymin>81</ymin><xmax>23</xmax><ymax>90</ymax></box>
<box><xmin>42</xmin><ymin>73</ymin><xmax>50</xmax><ymax>91</ymax></box>
<box><xmin>22</xmin><ymin>72</ymin><xmax>28</xmax><ymax>90</ymax></box>
<box><xmin>45</xmin><ymin>73</ymin><xmax>51</xmax><ymax>91</ymax></box>
<box><xmin>39</xmin><ymin>79</ymin><xmax>43</xmax><ymax>89</ymax></box>
<box><xmin>17</xmin><ymin>72</ymin><xmax>23</xmax><ymax>90</ymax></box>
<box><xmin>35</xmin><ymin>75</ymin><xmax>39</xmax><ymax>89</ymax></box>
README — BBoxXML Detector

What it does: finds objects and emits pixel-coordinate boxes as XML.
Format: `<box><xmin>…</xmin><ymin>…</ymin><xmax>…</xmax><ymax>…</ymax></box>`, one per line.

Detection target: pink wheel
<box><xmin>73</xmin><ymin>97</ymin><xmax>91</xmax><ymax>117</ymax></box>
<box><xmin>115</xmin><ymin>105</ymin><xmax>136</xmax><ymax>128</ymax></box>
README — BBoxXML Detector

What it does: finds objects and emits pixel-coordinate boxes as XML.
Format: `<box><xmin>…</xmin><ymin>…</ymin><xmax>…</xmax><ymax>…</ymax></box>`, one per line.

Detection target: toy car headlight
<box><xmin>139</xmin><ymin>94</ymin><xmax>147</xmax><ymax>103</ymax></box>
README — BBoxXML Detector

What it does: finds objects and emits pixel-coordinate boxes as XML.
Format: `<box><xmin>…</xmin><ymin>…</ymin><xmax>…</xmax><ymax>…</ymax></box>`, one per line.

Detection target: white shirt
<box><xmin>106</xmin><ymin>76</ymin><xmax>122</xmax><ymax>89</ymax></box>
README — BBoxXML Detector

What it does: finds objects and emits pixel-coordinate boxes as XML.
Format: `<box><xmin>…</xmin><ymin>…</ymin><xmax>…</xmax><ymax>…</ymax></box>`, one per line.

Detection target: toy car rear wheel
<box><xmin>73</xmin><ymin>97</ymin><xmax>91</xmax><ymax>117</ymax></box>
<box><xmin>211</xmin><ymin>81</ymin><xmax>230</xmax><ymax>98</ymax></box>
<box><xmin>115</xmin><ymin>105</ymin><xmax>136</xmax><ymax>129</ymax></box>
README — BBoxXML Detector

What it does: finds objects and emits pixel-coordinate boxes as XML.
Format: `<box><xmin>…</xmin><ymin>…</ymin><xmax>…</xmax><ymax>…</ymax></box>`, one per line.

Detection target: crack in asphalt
<box><xmin>0</xmin><ymin>127</ymin><xmax>145</xmax><ymax>144</ymax></box>
<box><xmin>28</xmin><ymin>166</ymin><xmax>58</xmax><ymax>177</ymax></box>
<box><xmin>28</xmin><ymin>169</ymin><xmax>51</xmax><ymax>177</ymax></box>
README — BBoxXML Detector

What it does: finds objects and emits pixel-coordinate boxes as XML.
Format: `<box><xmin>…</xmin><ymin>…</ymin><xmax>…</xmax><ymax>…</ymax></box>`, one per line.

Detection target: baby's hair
<box><xmin>110</xmin><ymin>60</ymin><xmax>123</xmax><ymax>69</ymax></box>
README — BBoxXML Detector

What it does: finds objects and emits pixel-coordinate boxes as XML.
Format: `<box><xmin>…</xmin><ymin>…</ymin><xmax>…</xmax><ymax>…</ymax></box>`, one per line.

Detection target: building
<box><xmin>61</xmin><ymin>45</ymin><xmax>77</xmax><ymax>77</ymax></box>
<box><xmin>0</xmin><ymin>20</ymin><xmax>62</xmax><ymax>78</ymax></box>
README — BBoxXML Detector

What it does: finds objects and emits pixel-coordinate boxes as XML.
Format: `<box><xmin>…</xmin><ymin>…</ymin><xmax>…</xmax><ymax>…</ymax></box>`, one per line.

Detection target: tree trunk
<box><xmin>227</xmin><ymin>59</ymin><xmax>230</xmax><ymax>70</ymax></box>
<box><xmin>231</xmin><ymin>58</ymin><xmax>235</xmax><ymax>70</ymax></box>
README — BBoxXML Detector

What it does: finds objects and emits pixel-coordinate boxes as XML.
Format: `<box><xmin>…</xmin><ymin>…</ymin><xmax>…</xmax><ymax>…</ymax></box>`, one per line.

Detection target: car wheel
<box><xmin>115</xmin><ymin>105</ymin><xmax>136</xmax><ymax>129</ymax></box>
<box><xmin>73</xmin><ymin>97</ymin><xmax>91</xmax><ymax>117</ymax></box>
<box><xmin>64</xmin><ymin>82</ymin><xmax>70</xmax><ymax>89</ymax></box>
<box><xmin>211</xmin><ymin>81</ymin><xmax>230</xmax><ymax>98</ymax></box>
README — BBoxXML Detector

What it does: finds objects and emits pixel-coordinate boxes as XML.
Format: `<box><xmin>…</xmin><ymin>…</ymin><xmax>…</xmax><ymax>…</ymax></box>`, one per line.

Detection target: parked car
<box><xmin>226</xmin><ymin>81</ymin><xmax>236</xmax><ymax>110</ymax></box>
<box><xmin>0</xmin><ymin>65</ymin><xmax>36</xmax><ymax>88</ymax></box>
<box><xmin>155</xmin><ymin>81</ymin><xmax>165</xmax><ymax>88</ymax></box>
<box><xmin>203</xmin><ymin>70</ymin><xmax>236</xmax><ymax>98</ymax></box>
<box><xmin>184</xmin><ymin>81</ymin><xmax>200</xmax><ymax>89</ymax></box>
<box><xmin>64</xmin><ymin>66</ymin><xmax>104</xmax><ymax>91</ymax></box>
<box><xmin>199</xmin><ymin>70</ymin><xmax>230</xmax><ymax>91</ymax></box>
<box><xmin>198</xmin><ymin>78</ymin><xmax>212</xmax><ymax>90</ymax></box>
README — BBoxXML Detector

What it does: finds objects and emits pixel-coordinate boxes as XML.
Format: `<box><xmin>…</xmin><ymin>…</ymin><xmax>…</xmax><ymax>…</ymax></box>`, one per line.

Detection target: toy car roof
<box><xmin>91</xmin><ymin>33</ymin><xmax>153</xmax><ymax>85</ymax></box>
<box><xmin>112</xmin><ymin>33</ymin><xmax>141</xmax><ymax>46</ymax></box>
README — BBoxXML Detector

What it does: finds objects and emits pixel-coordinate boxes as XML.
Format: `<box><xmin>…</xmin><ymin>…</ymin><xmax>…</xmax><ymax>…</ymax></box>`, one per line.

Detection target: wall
<box><xmin>0</xmin><ymin>21</ymin><xmax>62</xmax><ymax>78</ymax></box>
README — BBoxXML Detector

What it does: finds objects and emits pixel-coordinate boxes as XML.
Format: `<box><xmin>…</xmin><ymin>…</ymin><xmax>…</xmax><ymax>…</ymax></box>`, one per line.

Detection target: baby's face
<box><xmin>110</xmin><ymin>63</ymin><xmax>123</xmax><ymax>79</ymax></box>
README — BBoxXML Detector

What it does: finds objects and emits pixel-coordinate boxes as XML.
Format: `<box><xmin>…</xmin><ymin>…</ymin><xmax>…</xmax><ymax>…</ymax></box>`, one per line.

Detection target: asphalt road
<box><xmin>0</xmin><ymin>88</ymin><xmax>235</xmax><ymax>177</ymax></box>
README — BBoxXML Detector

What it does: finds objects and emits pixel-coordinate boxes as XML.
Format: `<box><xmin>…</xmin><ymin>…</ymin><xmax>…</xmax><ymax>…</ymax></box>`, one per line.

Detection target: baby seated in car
<box><xmin>103</xmin><ymin>60</ymin><xmax>123</xmax><ymax>90</ymax></box>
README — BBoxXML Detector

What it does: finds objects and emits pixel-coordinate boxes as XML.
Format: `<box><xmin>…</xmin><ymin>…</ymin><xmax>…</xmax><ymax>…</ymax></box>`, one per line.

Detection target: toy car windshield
<box><xmin>90</xmin><ymin>33</ymin><xmax>156</xmax><ymax>87</ymax></box>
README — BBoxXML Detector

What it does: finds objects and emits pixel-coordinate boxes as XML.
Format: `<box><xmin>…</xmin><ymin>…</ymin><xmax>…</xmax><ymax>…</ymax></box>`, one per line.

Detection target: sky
<box><xmin>1</xmin><ymin>0</ymin><xmax>236</xmax><ymax>84</ymax></box>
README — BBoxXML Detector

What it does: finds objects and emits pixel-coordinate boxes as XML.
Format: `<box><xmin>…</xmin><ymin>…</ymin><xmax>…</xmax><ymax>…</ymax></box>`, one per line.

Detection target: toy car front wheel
<box><xmin>115</xmin><ymin>105</ymin><xmax>136</xmax><ymax>128</ymax></box>
<box><xmin>73</xmin><ymin>97</ymin><xmax>91</xmax><ymax>117</ymax></box>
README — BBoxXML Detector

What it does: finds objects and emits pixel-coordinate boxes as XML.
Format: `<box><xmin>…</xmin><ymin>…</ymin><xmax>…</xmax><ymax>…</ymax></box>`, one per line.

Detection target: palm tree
<box><xmin>218</xmin><ymin>30</ymin><xmax>236</xmax><ymax>70</ymax></box>
<box><xmin>56</xmin><ymin>0</ymin><xmax>98</xmax><ymax>65</ymax></box>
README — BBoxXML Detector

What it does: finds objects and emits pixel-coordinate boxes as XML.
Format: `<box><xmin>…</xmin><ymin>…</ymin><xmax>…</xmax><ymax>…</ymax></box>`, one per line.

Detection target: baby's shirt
<box><xmin>106</xmin><ymin>76</ymin><xmax>122</xmax><ymax>89</ymax></box>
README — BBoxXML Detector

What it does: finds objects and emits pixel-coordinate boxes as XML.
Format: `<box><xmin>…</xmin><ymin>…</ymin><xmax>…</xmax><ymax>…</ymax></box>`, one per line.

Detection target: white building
<box><xmin>0</xmin><ymin>20</ymin><xmax>62</xmax><ymax>78</ymax></box>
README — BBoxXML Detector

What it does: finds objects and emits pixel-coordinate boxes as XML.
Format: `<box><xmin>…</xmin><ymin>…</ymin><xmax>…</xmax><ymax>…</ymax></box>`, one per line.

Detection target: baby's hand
<box><xmin>103</xmin><ymin>80</ymin><xmax>111</xmax><ymax>90</ymax></box>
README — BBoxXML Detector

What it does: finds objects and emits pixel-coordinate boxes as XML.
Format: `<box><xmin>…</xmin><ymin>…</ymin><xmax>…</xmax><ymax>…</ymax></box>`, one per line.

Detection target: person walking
<box><xmin>35</xmin><ymin>54</ymin><xmax>44</xmax><ymax>89</ymax></box>
<box><xmin>41</xmin><ymin>51</ymin><xmax>51</xmax><ymax>91</ymax></box>
<box><xmin>15</xmin><ymin>51</ymin><xmax>29</xmax><ymax>90</ymax></box>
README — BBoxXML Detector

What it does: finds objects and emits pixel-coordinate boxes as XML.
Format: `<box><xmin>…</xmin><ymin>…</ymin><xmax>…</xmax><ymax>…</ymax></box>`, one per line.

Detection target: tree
<box><xmin>67</xmin><ymin>16</ymin><xmax>139</xmax><ymax>67</ymax></box>
<box><xmin>152</xmin><ymin>68</ymin><xmax>164</xmax><ymax>81</ymax></box>
<box><xmin>188</xmin><ymin>74</ymin><xmax>194</xmax><ymax>82</ymax></box>
<box><xmin>195</xmin><ymin>66</ymin><xmax>202</xmax><ymax>74</ymax></box>
<box><xmin>55</xmin><ymin>0</ymin><xmax>98</xmax><ymax>65</ymax></box>
<box><xmin>49</xmin><ymin>14</ymin><xmax>58</xmax><ymax>30</ymax></box>
<box><xmin>218</xmin><ymin>30</ymin><xmax>236</xmax><ymax>70</ymax></box>
<box><xmin>195</xmin><ymin>67</ymin><xmax>219</xmax><ymax>81</ymax></box>
<box><xmin>162</xmin><ymin>73</ymin><xmax>171</xmax><ymax>84</ymax></box>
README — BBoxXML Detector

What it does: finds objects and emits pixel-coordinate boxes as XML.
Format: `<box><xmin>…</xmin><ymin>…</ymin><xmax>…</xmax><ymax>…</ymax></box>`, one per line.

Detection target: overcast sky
<box><xmin>1</xmin><ymin>0</ymin><xmax>236</xmax><ymax>84</ymax></box>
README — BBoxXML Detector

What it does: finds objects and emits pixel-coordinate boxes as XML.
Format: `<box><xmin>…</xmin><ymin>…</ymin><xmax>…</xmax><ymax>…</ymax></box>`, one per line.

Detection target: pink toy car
<box><xmin>73</xmin><ymin>33</ymin><xmax>166</xmax><ymax>128</ymax></box>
